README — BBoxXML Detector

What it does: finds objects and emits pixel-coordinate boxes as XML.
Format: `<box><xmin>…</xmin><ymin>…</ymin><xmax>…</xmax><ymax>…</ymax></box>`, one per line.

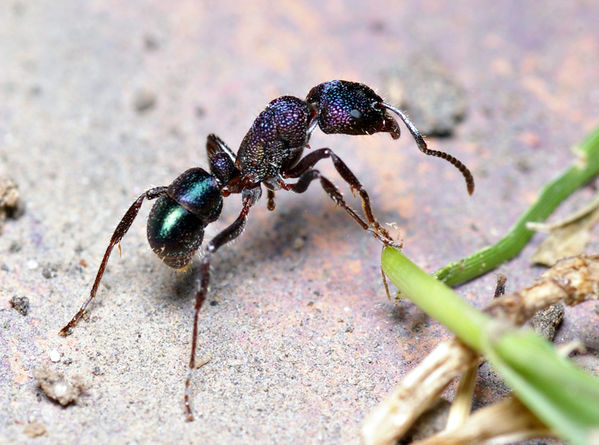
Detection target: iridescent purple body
<box><xmin>147</xmin><ymin>80</ymin><xmax>417</xmax><ymax>269</ymax></box>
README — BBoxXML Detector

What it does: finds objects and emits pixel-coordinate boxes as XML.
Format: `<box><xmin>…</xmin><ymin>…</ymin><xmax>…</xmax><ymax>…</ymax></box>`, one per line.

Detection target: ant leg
<box><xmin>185</xmin><ymin>188</ymin><xmax>259</xmax><ymax>421</ymax></box>
<box><xmin>281</xmin><ymin>169</ymin><xmax>401</xmax><ymax>248</ymax></box>
<box><xmin>284</xmin><ymin>148</ymin><xmax>400</xmax><ymax>248</ymax></box>
<box><xmin>266</xmin><ymin>189</ymin><xmax>276</xmax><ymax>211</ymax></box>
<box><xmin>59</xmin><ymin>186</ymin><xmax>168</xmax><ymax>336</ymax></box>
<box><xmin>381</xmin><ymin>265</ymin><xmax>392</xmax><ymax>300</ymax></box>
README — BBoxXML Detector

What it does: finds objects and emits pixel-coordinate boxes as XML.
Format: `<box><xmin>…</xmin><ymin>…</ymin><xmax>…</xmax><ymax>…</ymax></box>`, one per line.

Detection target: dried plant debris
<box><xmin>410</xmin><ymin>397</ymin><xmax>549</xmax><ymax>445</ymax></box>
<box><xmin>34</xmin><ymin>367</ymin><xmax>86</xmax><ymax>406</ymax></box>
<box><xmin>382</xmin><ymin>54</ymin><xmax>467</xmax><ymax>137</ymax></box>
<box><xmin>9</xmin><ymin>296</ymin><xmax>29</xmax><ymax>316</ymax></box>
<box><xmin>485</xmin><ymin>255</ymin><xmax>599</xmax><ymax>325</ymax></box>
<box><xmin>362</xmin><ymin>338</ymin><xmax>479</xmax><ymax>445</ymax></box>
<box><xmin>445</xmin><ymin>364</ymin><xmax>478</xmax><ymax>431</ymax></box>
<box><xmin>529</xmin><ymin>303</ymin><xmax>564</xmax><ymax>341</ymax></box>
<box><xmin>0</xmin><ymin>176</ymin><xmax>22</xmax><ymax>232</ymax></box>
<box><xmin>529</xmin><ymin>193</ymin><xmax>599</xmax><ymax>266</ymax></box>
<box><xmin>362</xmin><ymin>255</ymin><xmax>599</xmax><ymax>445</ymax></box>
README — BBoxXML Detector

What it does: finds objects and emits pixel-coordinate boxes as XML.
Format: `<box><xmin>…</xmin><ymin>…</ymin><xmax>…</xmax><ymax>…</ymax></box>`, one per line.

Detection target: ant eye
<box><xmin>350</xmin><ymin>109</ymin><xmax>362</xmax><ymax>119</ymax></box>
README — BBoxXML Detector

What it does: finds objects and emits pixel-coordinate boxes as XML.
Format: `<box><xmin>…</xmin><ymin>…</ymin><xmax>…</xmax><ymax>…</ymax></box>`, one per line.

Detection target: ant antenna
<box><xmin>380</xmin><ymin>102</ymin><xmax>475</xmax><ymax>195</ymax></box>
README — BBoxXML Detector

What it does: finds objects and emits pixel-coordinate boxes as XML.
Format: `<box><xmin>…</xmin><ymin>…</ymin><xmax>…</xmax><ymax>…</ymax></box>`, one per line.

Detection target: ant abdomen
<box><xmin>147</xmin><ymin>168</ymin><xmax>223</xmax><ymax>269</ymax></box>
<box><xmin>147</xmin><ymin>196</ymin><xmax>205</xmax><ymax>268</ymax></box>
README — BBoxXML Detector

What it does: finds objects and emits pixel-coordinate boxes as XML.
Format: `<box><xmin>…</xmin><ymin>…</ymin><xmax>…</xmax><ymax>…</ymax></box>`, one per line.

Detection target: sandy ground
<box><xmin>1</xmin><ymin>1</ymin><xmax>599</xmax><ymax>444</ymax></box>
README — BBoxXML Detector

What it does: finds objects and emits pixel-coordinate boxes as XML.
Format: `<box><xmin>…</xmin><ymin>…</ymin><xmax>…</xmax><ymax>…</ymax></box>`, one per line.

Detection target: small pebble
<box><xmin>0</xmin><ymin>176</ymin><xmax>22</xmax><ymax>227</ymax></box>
<box><xmin>195</xmin><ymin>105</ymin><xmax>206</xmax><ymax>118</ymax></box>
<box><xmin>133</xmin><ymin>88</ymin><xmax>157</xmax><ymax>113</ymax></box>
<box><xmin>382</xmin><ymin>54</ymin><xmax>467</xmax><ymax>137</ymax></box>
<box><xmin>143</xmin><ymin>34</ymin><xmax>159</xmax><ymax>51</ymax></box>
<box><xmin>34</xmin><ymin>367</ymin><xmax>85</xmax><ymax>406</ymax></box>
<box><xmin>42</xmin><ymin>265</ymin><xmax>57</xmax><ymax>279</ymax></box>
<box><xmin>292</xmin><ymin>236</ymin><xmax>305</xmax><ymax>250</ymax></box>
<box><xmin>9</xmin><ymin>296</ymin><xmax>29</xmax><ymax>316</ymax></box>
<box><xmin>530</xmin><ymin>303</ymin><xmax>564</xmax><ymax>341</ymax></box>
<box><xmin>49</xmin><ymin>349</ymin><xmax>61</xmax><ymax>363</ymax></box>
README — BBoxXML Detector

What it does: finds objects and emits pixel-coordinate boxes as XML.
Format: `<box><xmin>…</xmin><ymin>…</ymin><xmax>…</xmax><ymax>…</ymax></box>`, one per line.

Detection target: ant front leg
<box><xmin>59</xmin><ymin>187</ymin><xmax>168</xmax><ymax>336</ymax></box>
<box><xmin>184</xmin><ymin>187</ymin><xmax>260</xmax><ymax>421</ymax></box>
<box><xmin>284</xmin><ymin>148</ymin><xmax>401</xmax><ymax>248</ymax></box>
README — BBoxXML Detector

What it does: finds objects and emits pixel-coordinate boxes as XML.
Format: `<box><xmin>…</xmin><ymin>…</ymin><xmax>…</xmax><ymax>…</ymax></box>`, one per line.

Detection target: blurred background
<box><xmin>1</xmin><ymin>1</ymin><xmax>598</xmax><ymax>443</ymax></box>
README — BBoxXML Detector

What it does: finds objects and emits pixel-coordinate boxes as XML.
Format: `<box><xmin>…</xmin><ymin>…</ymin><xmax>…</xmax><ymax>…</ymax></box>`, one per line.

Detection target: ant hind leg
<box><xmin>184</xmin><ymin>188</ymin><xmax>259</xmax><ymax>421</ymax></box>
<box><xmin>59</xmin><ymin>186</ymin><xmax>168</xmax><ymax>336</ymax></box>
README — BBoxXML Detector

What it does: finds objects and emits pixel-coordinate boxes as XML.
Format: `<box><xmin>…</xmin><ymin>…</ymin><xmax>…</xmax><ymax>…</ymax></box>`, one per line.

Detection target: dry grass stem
<box><xmin>361</xmin><ymin>339</ymin><xmax>478</xmax><ymax>445</ymax></box>
<box><xmin>410</xmin><ymin>396</ymin><xmax>550</xmax><ymax>445</ymax></box>
<box><xmin>445</xmin><ymin>364</ymin><xmax>477</xmax><ymax>431</ymax></box>
<box><xmin>362</xmin><ymin>255</ymin><xmax>599</xmax><ymax>445</ymax></box>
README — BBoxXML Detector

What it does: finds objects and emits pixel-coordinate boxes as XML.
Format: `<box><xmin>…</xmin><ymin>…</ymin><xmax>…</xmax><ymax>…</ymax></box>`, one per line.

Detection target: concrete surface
<box><xmin>1</xmin><ymin>1</ymin><xmax>598</xmax><ymax>444</ymax></box>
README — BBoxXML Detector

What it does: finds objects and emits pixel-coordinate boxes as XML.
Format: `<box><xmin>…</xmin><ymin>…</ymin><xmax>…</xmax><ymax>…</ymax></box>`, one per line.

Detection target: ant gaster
<box><xmin>59</xmin><ymin>80</ymin><xmax>474</xmax><ymax>421</ymax></box>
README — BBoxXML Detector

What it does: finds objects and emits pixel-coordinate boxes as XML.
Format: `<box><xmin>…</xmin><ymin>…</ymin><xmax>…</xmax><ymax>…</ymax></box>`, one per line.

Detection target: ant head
<box><xmin>307</xmin><ymin>80</ymin><xmax>401</xmax><ymax>138</ymax></box>
<box><xmin>307</xmin><ymin>80</ymin><xmax>474</xmax><ymax>195</ymax></box>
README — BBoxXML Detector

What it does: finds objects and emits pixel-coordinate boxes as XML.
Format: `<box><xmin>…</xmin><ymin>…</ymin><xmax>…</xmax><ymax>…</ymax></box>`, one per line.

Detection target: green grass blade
<box><xmin>434</xmin><ymin>124</ymin><xmax>599</xmax><ymax>287</ymax></box>
<box><xmin>382</xmin><ymin>247</ymin><xmax>487</xmax><ymax>350</ymax></box>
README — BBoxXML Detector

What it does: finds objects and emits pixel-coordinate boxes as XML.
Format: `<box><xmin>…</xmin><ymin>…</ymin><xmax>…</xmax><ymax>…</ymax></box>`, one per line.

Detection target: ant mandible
<box><xmin>59</xmin><ymin>80</ymin><xmax>474</xmax><ymax>421</ymax></box>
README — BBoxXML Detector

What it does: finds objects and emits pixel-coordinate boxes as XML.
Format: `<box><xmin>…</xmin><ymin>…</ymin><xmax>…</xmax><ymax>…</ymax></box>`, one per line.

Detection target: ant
<box><xmin>59</xmin><ymin>80</ymin><xmax>474</xmax><ymax>421</ymax></box>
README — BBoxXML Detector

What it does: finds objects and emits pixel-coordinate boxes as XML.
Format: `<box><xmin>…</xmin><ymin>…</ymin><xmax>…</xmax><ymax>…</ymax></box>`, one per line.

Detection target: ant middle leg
<box><xmin>283</xmin><ymin>148</ymin><xmax>400</xmax><ymax>248</ymax></box>
<box><xmin>281</xmin><ymin>168</ymin><xmax>401</xmax><ymax>248</ymax></box>
<box><xmin>184</xmin><ymin>187</ymin><xmax>260</xmax><ymax>421</ymax></box>
<box><xmin>59</xmin><ymin>186</ymin><xmax>168</xmax><ymax>337</ymax></box>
